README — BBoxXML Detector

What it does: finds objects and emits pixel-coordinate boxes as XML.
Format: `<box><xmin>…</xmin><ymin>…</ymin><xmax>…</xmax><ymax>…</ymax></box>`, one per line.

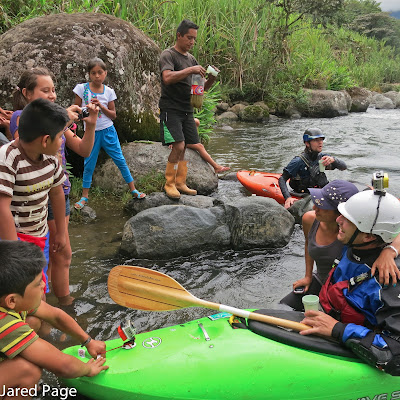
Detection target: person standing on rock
<box><xmin>73</xmin><ymin>57</ymin><xmax>146</xmax><ymax>209</ymax></box>
<box><xmin>278</xmin><ymin>128</ymin><xmax>347</xmax><ymax>209</ymax></box>
<box><xmin>159</xmin><ymin>19</ymin><xmax>219</xmax><ymax>199</ymax></box>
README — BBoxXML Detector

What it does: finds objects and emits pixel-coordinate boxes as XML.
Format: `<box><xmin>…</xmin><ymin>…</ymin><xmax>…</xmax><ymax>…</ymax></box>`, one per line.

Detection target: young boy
<box><xmin>0</xmin><ymin>98</ymin><xmax>75</xmax><ymax>291</ymax></box>
<box><xmin>0</xmin><ymin>241</ymin><xmax>108</xmax><ymax>398</ymax></box>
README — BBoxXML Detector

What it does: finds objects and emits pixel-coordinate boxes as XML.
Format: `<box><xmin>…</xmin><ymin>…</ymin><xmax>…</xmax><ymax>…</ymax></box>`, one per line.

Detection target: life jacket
<box><xmin>319</xmin><ymin>257</ymin><xmax>368</xmax><ymax>326</ymax></box>
<box><xmin>288</xmin><ymin>151</ymin><xmax>328</xmax><ymax>193</ymax></box>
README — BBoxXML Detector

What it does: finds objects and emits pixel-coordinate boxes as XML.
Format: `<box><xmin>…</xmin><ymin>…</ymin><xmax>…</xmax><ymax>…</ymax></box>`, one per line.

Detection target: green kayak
<box><xmin>62</xmin><ymin>309</ymin><xmax>400</xmax><ymax>400</ymax></box>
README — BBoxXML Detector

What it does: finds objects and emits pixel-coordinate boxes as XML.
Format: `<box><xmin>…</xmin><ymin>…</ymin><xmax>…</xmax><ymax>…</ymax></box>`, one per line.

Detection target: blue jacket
<box><xmin>328</xmin><ymin>247</ymin><xmax>400</xmax><ymax>375</ymax></box>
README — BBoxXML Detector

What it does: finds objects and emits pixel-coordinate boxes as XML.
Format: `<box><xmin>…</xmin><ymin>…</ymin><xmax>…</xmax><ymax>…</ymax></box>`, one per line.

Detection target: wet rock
<box><xmin>287</xmin><ymin>196</ymin><xmax>313</xmax><ymax>225</ymax></box>
<box><xmin>346</xmin><ymin>87</ymin><xmax>370</xmax><ymax>112</ymax></box>
<box><xmin>124</xmin><ymin>192</ymin><xmax>215</xmax><ymax>217</ymax></box>
<box><xmin>298</xmin><ymin>89</ymin><xmax>349</xmax><ymax>118</ymax></box>
<box><xmin>223</xmin><ymin>197</ymin><xmax>295</xmax><ymax>250</ymax></box>
<box><xmin>93</xmin><ymin>142</ymin><xmax>218</xmax><ymax>195</ymax></box>
<box><xmin>70</xmin><ymin>204</ymin><xmax>96</xmax><ymax>221</ymax></box>
<box><xmin>216</xmin><ymin>102</ymin><xmax>229</xmax><ymax>112</ymax></box>
<box><xmin>0</xmin><ymin>13</ymin><xmax>160</xmax><ymax>141</ymax></box>
<box><xmin>341</xmin><ymin>90</ymin><xmax>352</xmax><ymax>112</ymax></box>
<box><xmin>216</xmin><ymin>111</ymin><xmax>239</xmax><ymax>123</ymax></box>
<box><xmin>120</xmin><ymin>196</ymin><xmax>295</xmax><ymax>258</ymax></box>
<box><xmin>383</xmin><ymin>91</ymin><xmax>400</xmax><ymax>108</ymax></box>
<box><xmin>374</xmin><ymin>94</ymin><xmax>395</xmax><ymax>109</ymax></box>
<box><xmin>228</xmin><ymin>103</ymin><xmax>246</xmax><ymax>115</ymax></box>
<box><xmin>120</xmin><ymin>205</ymin><xmax>230</xmax><ymax>259</ymax></box>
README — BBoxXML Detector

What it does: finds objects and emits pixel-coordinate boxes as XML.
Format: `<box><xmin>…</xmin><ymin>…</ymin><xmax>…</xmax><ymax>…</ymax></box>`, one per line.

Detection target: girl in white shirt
<box><xmin>73</xmin><ymin>57</ymin><xmax>145</xmax><ymax>209</ymax></box>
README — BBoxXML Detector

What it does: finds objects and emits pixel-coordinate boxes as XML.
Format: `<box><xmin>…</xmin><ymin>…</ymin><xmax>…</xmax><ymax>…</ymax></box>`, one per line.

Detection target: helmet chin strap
<box><xmin>346</xmin><ymin>228</ymin><xmax>379</xmax><ymax>248</ymax></box>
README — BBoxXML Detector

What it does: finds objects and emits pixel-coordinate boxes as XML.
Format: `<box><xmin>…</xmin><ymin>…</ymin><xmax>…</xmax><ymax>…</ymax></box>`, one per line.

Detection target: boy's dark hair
<box><xmin>176</xmin><ymin>19</ymin><xmax>198</xmax><ymax>38</ymax></box>
<box><xmin>87</xmin><ymin>57</ymin><xmax>107</xmax><ymax>73</ymax></box>
<box><xmin>18</xmin><ymin>98</ymin><xmax>69</xmax><ymax>143</ymax></box>
<box><xmin>13</xmin><ymin>67</ymin><xmax>55</xmax><ymax>111</ymax></box>
<box><xmin>0</xmin><ymin>241</ymin><xmax>46</xmax><ymax>297</ymax></box>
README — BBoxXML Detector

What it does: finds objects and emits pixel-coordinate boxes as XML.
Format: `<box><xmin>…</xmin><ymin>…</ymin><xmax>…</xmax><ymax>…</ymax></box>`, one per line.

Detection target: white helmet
<box><xmin>337</xmin><ymin>190</ymin><xmax>400</xmax><ymax>243</ymax></box>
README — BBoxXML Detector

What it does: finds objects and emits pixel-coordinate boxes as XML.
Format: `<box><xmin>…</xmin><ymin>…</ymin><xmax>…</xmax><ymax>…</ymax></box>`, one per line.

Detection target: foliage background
<box><xmin>1</xmin><ymin>0</ymin><xmax>400</xmax><ymax>106</ymax></box>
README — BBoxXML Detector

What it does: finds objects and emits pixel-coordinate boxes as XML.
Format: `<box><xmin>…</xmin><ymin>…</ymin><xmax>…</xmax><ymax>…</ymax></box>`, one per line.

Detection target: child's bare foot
<box><xmin>214</xmin><ymin>165</ymin><xmax>230</xmax><ymax>173</ymax></box>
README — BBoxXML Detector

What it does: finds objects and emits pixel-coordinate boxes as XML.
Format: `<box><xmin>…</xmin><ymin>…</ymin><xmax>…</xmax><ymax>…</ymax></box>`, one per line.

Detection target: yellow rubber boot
<box><xmin>164</xmin><ymin>161</ymin><xmax>181</xmax><ymax>199</ymax></box>
<box><xmin>176</xmin><ymin>161</ymin><xmax>197</xmax><ymax>196</ymax></box>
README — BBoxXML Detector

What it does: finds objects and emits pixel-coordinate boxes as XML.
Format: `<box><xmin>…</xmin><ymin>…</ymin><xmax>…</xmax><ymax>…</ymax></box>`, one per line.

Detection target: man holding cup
<box><xmin>300</xmin><ymin>186</ymin><xmax>400</xmax><ymax>376</ymax></box>
<box><xmin>159</xmin><ymin>19</ymin><xmax>219</xmax><ymax>199</ymax></box>
<box><xmin>278</xmin><ymin>128</ymin><xmax>347</xmax><ymax>209</ymax></box>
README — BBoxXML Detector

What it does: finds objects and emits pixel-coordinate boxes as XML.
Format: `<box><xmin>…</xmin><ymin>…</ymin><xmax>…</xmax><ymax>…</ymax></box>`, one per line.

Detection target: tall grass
<box><xmin>2</xmin><ymin>0</ymin><xmax>400</xmax><ymax>101</ymax></box>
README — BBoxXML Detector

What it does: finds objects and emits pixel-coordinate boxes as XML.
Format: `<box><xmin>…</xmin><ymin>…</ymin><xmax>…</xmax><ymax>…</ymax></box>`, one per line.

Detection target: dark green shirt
<box><xmin>159</xmin><ymin>47</ymin><xmax>198</xmax><ymax>113</ymax></box>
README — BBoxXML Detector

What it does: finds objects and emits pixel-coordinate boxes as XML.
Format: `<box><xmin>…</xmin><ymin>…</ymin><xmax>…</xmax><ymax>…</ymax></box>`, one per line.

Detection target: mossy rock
<box><xmin>239</xmin><ymin>105</ymin><xmax>268</xmax><ymax>122</ymax></box>
<box><xmin>0</xmin><ymin>13</ymin><xmax>161</xmax><ymax>140</ymax></box>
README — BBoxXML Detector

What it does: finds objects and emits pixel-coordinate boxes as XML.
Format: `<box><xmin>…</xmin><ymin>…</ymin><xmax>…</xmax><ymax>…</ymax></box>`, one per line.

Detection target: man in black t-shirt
<box><xmin>159</xmin><ymin>19</ymin><xmax>218</xmax><ymax>199</ymax></box>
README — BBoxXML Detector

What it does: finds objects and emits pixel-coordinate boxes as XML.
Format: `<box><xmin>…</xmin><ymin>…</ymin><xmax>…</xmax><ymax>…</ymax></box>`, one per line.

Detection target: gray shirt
<box><xmin>308</xmin><ymin>219</ymin><xmax>344</xmax><ymax>283</ymax></box>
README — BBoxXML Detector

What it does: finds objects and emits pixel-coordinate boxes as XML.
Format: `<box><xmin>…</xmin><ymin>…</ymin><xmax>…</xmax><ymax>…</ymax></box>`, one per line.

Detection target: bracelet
<box><xmin>81</xmin><ymin>336</ymin><xmax>92</xmax><ymax>347</ymax></box>
<box><xmin>384</xmin><ymin>245</ymin><xmax>399</xmax><ymax>258</ymax></box>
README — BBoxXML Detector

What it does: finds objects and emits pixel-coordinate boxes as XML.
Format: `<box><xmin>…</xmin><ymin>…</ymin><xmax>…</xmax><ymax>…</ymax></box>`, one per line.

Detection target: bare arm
<box><xmin>74</xmin><ymin>94</ymin><xmax>82</xmax><ymax>106</ymax></box>
<box><xmin>21</xmin><ymin>337</ymin><xmax>108</xmax><ymax>378</ymax></box>
<box><xmin>371</xmin><ymin>234</ymin><xmax>400</xmax><ymax>285</ymax></box>
<box><xmin>293</xmin><ymin>211</ymin><xmax>316</xmax><ymax>292</ymax></box>
<box><xmin>34</xmin><ymin>302</ymin><xmax>106</xmax><ymax>359</ymax></box>
<box><xmin>90</xmin><ymin>98</ymin><xmax>116</xmax><ymax>120</ymax></box>
<box><xmin>0</xmin><ymin>193</ymin><xmax>17</xmax><ymax>240</ymax></box>
<box><xmin>64</xmin><ymin>103</ymin><xmax>98</xmax><ymax>158</ymax></box>
<box><xmin>162</xmin><ymin>65</ymin><xmax>206</xmax><ymax>85</ymax></box>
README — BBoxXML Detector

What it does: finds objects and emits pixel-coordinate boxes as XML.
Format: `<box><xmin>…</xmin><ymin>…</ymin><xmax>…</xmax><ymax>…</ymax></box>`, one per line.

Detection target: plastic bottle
<box><xmin>191</xmin><ymin>74</ymin><xmax>205</xmax><ymax>109</ymax></box>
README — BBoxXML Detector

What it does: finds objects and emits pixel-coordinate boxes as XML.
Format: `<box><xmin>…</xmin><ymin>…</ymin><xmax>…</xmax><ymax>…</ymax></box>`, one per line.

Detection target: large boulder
<box><xmin>222</xmin><ymin>197</ymin><xmax>294</xmax><ymax>250</ymax></box>
<box><xmin>0</xmin><ymin>13</ymin><xmax>160</xmax><ymax>141</ymax></box>
<box><xmin>120</xmin><ymin>196</ymin><xmax>295</xmax><ymax>259</ymax></box>
<box><xmin>346</xmin><ymin>87</ymin><xmax>371</xmax><ymax>112</ymax></box>
<box><xmin>120</xmin><ymin>205</ymin><xmax>231</xmax><ymax>259</ymax></box>
<box><xmin>93</xmin><ymin>142</ymin><xmax>218</xmax><ymax>195</ymax></box>
<box><xmin>297</xmin><ymin>89</ymin><xmax>349</xmax><ymax>118</ymax></box>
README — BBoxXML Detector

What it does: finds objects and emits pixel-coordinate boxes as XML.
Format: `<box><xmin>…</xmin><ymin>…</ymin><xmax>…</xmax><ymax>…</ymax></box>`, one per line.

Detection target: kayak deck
<box><xmin>62</xmin><ymin>311</ymin><xmax>400</xmax><ymax>400</ymax></box>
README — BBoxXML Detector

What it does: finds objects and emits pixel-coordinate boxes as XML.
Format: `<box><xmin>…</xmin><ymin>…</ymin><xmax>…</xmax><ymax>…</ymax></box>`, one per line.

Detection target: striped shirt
<box><xmin>0</xmin><ymin>307</ymin><xmax>38</xmax><ymax>361</ymax></box>
<box><xmin>0</xmin><ymin>140</ymin><xmax>66</xmax><ymax>237</ymax></box>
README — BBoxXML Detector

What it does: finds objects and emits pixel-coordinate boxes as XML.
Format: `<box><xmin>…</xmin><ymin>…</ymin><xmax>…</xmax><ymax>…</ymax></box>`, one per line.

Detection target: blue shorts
<box><xmin>48</xmin><ymin>195</ymin><xmax>70</xmax><ymax>220</ymax></box>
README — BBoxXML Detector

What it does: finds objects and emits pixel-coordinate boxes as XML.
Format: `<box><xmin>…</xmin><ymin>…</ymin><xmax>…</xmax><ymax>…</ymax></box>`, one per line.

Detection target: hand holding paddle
<box><xmin>108</xmin><ymin>265</ymin><xmax>311</xmax><ymax>332</ymax></box>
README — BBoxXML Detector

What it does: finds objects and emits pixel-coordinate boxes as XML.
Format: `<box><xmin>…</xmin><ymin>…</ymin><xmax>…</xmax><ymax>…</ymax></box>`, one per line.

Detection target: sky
<box><xmin>379</xmin><ymin>0</ymin><xmax>400</xmax><ymax>11</ymax></box>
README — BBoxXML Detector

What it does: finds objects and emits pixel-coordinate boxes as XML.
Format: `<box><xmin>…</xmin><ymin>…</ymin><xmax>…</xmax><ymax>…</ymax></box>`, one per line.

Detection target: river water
<box><xmin>40</xmin><ymin>108</ymin><xmax>400</xmax><ymax>398</ymax></box>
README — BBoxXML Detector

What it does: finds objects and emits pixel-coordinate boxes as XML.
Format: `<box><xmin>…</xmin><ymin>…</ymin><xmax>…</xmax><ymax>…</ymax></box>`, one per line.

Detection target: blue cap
<box><xmin>309</xmin><ymin>180</ymin><xmax>359</xmax><ymax>210</ymax></box>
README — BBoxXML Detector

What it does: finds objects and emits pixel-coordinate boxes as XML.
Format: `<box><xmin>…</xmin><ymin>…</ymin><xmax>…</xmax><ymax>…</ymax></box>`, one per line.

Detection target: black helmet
<box><xmin>303</xmin><ymin>128</ymin><xmax>325</xmax><ymax>142</ymax></box>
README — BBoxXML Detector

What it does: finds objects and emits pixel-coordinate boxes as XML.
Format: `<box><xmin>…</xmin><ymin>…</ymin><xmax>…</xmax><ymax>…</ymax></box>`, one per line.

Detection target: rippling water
<box><xmin>39</xmin><ymin>108</ymin><xmax>400</xmax><ymax>398</ymax></box>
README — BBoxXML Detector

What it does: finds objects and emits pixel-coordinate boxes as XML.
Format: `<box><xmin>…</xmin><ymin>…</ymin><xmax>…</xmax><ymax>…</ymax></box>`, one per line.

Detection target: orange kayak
<box><xmin>237</xmin><ymin>170</ymin><xmax>302</xmax><ymax>204</ymax></box>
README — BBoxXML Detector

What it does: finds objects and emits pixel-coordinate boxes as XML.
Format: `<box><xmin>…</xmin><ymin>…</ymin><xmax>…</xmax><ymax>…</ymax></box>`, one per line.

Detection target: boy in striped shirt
<box><xmin>0</xmin><ymin>98</ymin><xmax>69</xmax><ymax>293</ymax></box>
<box><xmin>0</xmin><ymin>241</ymin><xmax>108</xmax><ymax>395</ymax></box>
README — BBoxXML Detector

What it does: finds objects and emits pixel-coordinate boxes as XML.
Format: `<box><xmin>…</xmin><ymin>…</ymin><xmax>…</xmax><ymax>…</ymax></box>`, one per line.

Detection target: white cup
<box><xmin>302</xmin><ymin>294</ymin><xmax>320</xmax><ymax>312</ymax></box>
<box><xmin>318</xmin><ymin>159</ymin><xmax>325</xmax><ymax>172</ymax></box>
<box><xmin>206</xmin><ymin>65</ymin><xmax>218</xmax><ymax>77</ymax></box>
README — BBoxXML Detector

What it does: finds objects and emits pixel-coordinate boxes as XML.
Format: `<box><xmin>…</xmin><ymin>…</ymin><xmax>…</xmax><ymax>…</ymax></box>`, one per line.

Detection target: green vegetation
<box><xmin>1</xmin><ymin>0</ymin><xmax>400</xmax><ymax>106</ymax></box>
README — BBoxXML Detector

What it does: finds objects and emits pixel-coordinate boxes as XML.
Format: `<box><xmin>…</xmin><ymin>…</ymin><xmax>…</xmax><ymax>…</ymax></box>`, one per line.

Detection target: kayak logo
<box><xmin>356</xmin><ymin>391</ymin><xmax>400</xmax><ymax>400</ymax></box>
<box><xmin>142</xmin><ymin>337</ymin><xmax>162</xmax><ymax>349</ymax></box>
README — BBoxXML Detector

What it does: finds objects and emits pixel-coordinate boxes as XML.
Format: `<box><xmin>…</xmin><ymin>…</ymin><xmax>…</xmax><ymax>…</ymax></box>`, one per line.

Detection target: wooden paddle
<box><xmin>108</xmin><ymin>265</ymin><xmax>312</xmax><ymax>332</ymax></box>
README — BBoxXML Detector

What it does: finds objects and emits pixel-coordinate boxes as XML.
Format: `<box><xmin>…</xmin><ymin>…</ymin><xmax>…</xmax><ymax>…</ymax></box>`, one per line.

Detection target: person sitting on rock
<box><xmin>170</xmin><ymin>118</ymin><xmax>230</xmax><ymax>174</ymax></box>
<box><xmin>278</xmin><ymin>128</ymin><xmax>347</xmax><ymax>209</ymax></box>
<box><xmin>300</xmin><ymin>186</ymin><xmax>400</xmax><ymax>375</ymax></box>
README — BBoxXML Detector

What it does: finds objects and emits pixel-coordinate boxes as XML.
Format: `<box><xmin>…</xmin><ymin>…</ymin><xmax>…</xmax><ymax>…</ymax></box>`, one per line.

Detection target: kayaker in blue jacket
<box><xmin>300</xmin><ymin>186</ymin><xmax>400</xmax><ymax>375</ymax></box>
<box><xmin>278</xmin><ymin>128</ymin><xmax>347</xmax><ymax>209</ymax></box>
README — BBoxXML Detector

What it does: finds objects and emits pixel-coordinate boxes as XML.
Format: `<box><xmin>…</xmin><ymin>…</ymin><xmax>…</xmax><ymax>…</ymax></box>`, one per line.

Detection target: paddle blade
<box><xmin>108</xmin><ymin>265</ymin><xmax>200</xmax><ymax>311</ymax></box>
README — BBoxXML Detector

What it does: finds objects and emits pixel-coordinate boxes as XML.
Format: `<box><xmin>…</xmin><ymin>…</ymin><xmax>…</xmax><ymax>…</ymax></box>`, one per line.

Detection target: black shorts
<box><xmin>159</xmin><ymin>110</ymin><xmax>199</xmax><ymax>145</ymax></box>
